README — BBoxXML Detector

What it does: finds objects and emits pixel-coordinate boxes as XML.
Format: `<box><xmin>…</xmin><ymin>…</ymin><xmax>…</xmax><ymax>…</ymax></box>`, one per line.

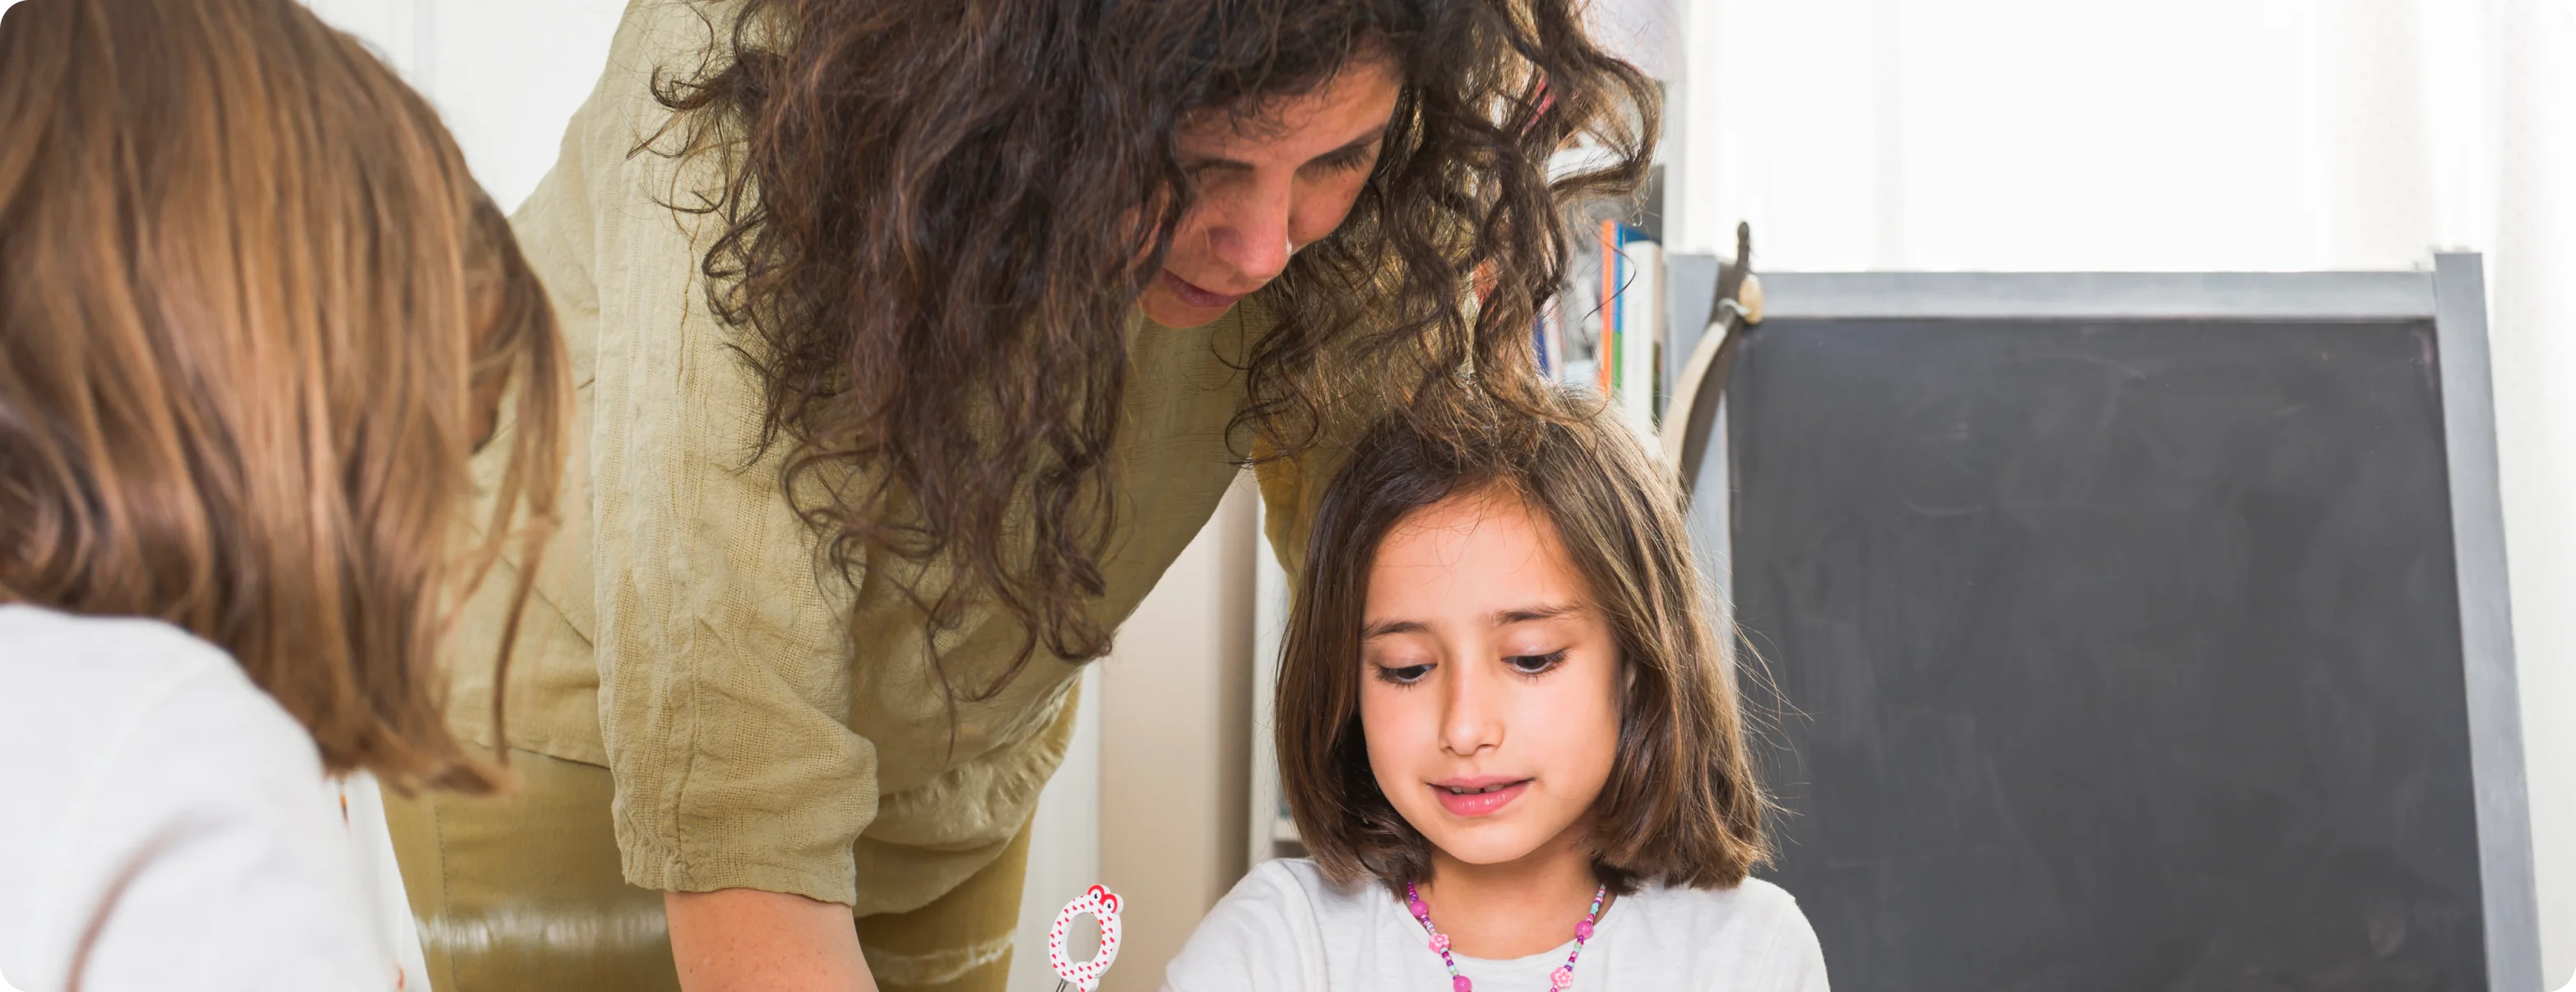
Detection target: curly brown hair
<box><xmin>653</xmin><ymin>0</ymin><xmax>1657</xmax><ymax>701</ymax></box>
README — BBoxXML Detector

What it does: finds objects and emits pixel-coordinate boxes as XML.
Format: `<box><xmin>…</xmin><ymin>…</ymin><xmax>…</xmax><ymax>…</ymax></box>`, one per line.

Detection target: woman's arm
<box><xmin>668</xmin><ymin>888</ymin><xmax>878</xmax><ymax>992</ymax></box>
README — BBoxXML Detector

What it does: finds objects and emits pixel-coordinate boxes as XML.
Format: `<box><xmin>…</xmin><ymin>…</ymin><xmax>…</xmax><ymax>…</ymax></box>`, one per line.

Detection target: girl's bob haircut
<box><xmin>1276</xmin><ymin>394</ymin><xmax>1772</xmax><ymax>893</ymax></box>
<box><xmin>0</xmin><ymin>0</ymin><xmax>569</xmax><ymax>792</ymax></box>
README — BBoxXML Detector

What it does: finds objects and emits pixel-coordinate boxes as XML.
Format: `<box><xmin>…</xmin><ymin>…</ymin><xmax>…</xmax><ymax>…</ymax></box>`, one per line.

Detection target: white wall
<box><xmin>1671</xmin><ymin>0</ymin><xmax>2576</xmax><ymax>983</ymax></box>
<box><xmin>2494</xmin><ymin>12</ymin><xmax>2576</xmax><ymax>982</ymax></box>
<box><xmin>1012</xmin><ymin>667</ymin><xmax>1102</xmax><ymax>992</ymax></box>
<box><xmin>1093</xmin><ymin>476</ymin><xmax>1260</xmax><ymax>992</ymax></box>
<box><xmin>305</xmin><ymin>0</ymin><xmax>628</xmax><ymax>211</ymax></box>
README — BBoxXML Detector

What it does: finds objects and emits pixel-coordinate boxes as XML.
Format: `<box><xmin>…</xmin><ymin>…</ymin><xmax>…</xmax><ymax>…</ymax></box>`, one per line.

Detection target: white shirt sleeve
<box><xmin>47</xmin><ymin>665</ymin><xmax>387</xmax><ymax>991</ymax></box>
<box><xmin>333</xmin><ymin>773</ymin><xmax>433</xmax><ymax>991</ymax></box>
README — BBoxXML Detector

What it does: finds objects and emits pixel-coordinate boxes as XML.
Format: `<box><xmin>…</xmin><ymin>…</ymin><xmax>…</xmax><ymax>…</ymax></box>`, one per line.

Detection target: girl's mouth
<box><xmin>1432</xmin><ymin>778</ymin><xmax>1531</xmax><ymax>818</ymax></box>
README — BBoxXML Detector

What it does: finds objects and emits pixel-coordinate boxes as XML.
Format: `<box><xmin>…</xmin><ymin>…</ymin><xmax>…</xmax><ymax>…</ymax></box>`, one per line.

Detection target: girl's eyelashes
<box><xmin>1370</xmin><ymin>651</ymin><xmax>1567</xmax><ymax>685</ymax></box>
<box><xmin>1374</xmin><ymin>661</ymin><xmax>1434</xmax><ymax>686</ymax></box>
<box><xmin>1503</xmin><ymin>650</ymin><xmax>1568</xmax><ymax>677</ymax></box>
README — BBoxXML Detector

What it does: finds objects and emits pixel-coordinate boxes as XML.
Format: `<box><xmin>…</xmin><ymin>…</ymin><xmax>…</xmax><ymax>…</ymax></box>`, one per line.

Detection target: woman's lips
<box><xmin>1432</xmin><ymin>779</ymin><xmax>1531</xmax><ymax>818</ymax></box>
<box><xmin>1161</xmin><ymin>270</ymin><xmax>1248</xmax><ymax>310</ymax></box>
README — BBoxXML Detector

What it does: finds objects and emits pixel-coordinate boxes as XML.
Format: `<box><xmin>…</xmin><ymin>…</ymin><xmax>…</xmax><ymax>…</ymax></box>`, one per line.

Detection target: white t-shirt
<box><xmin>0</xmin><ymin>605</ymin><xmax>411</xmax><ymax>991</ymax></box>
<box><xmin>1164</xmin><ymin>858</ymin><xmax>1828</xmax><ymax>992</ymax></box>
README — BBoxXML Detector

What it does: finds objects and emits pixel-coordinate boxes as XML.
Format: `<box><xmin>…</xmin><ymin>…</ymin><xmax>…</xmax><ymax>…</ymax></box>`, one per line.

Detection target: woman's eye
<box><xmin>1503</xmin><ymin>651</ymin><xmax>1568</xmax><ymax>676</ymax></box>
<box><xmin>1312</xmin><ymin>146</ymin><xmax>1378</xmax><ymax>175</ymax></box>
<box><xmin>1374</xmin><ymin>663</ymin><xmax>1434</xmax><ymax>686</ymax></box>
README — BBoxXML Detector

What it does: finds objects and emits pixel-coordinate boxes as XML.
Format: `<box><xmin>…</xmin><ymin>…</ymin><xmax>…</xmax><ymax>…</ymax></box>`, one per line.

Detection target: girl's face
<box><xmin>1138</xmin><ymin>58</ymin><xmax>1402</xmax><ymax>329</ymax></box>
<box><xmin>1359</xmin><ymin>489</ymin><xmax>1624</xmax><ymax>869</ymax></box>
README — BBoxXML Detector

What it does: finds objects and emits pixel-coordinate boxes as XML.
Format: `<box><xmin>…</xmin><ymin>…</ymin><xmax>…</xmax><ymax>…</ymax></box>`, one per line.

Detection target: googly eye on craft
<box><xmin>1047</xmin><ymin>883</ymin><xmax>1124</xmax><ymax>992</ymax></box>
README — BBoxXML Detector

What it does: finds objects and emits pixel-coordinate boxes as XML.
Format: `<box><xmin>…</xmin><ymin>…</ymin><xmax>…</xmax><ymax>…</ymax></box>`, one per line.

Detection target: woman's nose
<box><xmin>1203</xmin><ymin>183</ymin><xmax>1295</xmax><ymax>288</ymax></box>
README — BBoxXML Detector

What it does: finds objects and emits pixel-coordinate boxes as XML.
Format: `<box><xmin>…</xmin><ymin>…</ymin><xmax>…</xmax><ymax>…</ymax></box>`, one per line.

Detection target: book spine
<box><xmin>1598</xmin><ymin>219</ymin><xmax>1619</xmax><ymax>396</ymax></box>
<box><xmin>1532</xmin><ymin>309</ymin><xmax>1551</xmax><ymax>376</ymax></box>
<box><xmin>1542</xmin><ymin>296</ymin><xmax>1566</xmax><ymax>382</ymax></box>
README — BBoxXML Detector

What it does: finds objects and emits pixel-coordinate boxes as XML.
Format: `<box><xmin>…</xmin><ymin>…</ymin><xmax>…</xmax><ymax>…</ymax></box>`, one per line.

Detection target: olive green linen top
<box><xmin>444</xmin><ymin>0</ymin><xmax>1351</xmax><ymax>915</ymax></box>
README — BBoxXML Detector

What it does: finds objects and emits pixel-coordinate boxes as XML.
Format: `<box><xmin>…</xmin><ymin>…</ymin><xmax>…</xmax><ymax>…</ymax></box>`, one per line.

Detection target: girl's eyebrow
<box><xmin>1361</xmin><ymin>618</ymin><xmax>1429</xmax><ymax>640</ymax></box>
<box><xmin>1362</xmin><ymin>604</ymin><xmax>1582</xmax><ymax>640</ymax></box>
<box><xmin>1494</xmin><ymin>603</ymin><xmax>1583</xmax><ymax>626</ymax></box>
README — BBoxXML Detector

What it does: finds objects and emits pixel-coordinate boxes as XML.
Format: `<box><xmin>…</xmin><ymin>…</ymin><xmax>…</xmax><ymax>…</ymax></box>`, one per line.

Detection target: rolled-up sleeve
<box><xmin>589</xmin><ymin>206</ymin><xmax>884</xmax><ymax>906</ymax></box>
<box><xmin>539</xmin><ymin>0</ymin><xmax>882</xmax><ymax>906</ymax></box>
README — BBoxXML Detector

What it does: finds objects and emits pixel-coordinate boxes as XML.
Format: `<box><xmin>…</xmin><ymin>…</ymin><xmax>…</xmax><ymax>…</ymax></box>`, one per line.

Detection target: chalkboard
<box><xmin>1679</xmin><ymin>259</ymin><xmax>2540</xmax><ymax>991</ymax></box>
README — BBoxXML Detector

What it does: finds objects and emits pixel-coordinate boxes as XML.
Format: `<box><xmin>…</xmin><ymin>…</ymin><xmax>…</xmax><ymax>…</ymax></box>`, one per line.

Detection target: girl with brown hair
<box><xmin>1165</xmin><ymin>396</ymin><xmax>1826</xmax><ymax>990</ymax></box>
<box><xmin>388</xmin><ymin>1</ymin><xmax>1660</xmax><ymax>990</ymax></box>
<box><xmin>0</xmin><ymin>0</ymin><xmax>567</xmax><ymax>986</ymax></box>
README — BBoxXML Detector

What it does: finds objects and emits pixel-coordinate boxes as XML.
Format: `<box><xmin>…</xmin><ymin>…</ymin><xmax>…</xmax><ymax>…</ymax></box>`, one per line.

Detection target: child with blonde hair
<box><xmin>0</xmin><ymin>0</ymin><xmax>566</xmax><ymax>985</ymax></box>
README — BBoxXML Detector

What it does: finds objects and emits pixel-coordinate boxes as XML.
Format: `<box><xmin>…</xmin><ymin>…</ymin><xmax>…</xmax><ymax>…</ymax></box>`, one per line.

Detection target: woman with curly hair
<box><xmin>386</xmin><ymin>2</ymin><xmax>1660</xmax><ymax>990</ymax></box>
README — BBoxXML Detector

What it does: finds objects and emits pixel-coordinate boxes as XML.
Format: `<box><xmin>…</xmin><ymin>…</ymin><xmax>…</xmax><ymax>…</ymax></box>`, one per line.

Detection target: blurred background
<box><xmin>294</xmin><ymin>1</ymin><xmax>2574</xmax><ymax>989</ymax></box>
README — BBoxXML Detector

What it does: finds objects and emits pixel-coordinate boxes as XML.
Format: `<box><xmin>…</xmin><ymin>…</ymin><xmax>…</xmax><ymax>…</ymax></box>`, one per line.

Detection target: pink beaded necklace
<box><xmin>1402</xmin><ymin>880</ymin><xmax>1609</xmax><ymax>991</ymax></box>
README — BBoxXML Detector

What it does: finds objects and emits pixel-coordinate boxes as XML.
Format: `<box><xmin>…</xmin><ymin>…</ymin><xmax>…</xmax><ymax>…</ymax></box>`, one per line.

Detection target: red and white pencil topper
<box><xmin>1047</xmin><ymin>884</ymin><xmax>1123</xmax><ymax>992</ymax></box>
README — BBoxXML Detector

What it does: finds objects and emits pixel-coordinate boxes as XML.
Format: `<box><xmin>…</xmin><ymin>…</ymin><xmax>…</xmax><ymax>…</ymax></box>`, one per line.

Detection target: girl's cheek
<box><xmin>1565</xmin><ymin>655</ymin><xmax>1624</xmax><ymax>786</ymax></box>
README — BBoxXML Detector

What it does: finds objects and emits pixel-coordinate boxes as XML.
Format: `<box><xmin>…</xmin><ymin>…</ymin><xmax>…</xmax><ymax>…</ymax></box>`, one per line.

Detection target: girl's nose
<box><xmin>1439</xmin><ymin>662</ymin><xmax>1503</xmax><ymax>757</ymax></box>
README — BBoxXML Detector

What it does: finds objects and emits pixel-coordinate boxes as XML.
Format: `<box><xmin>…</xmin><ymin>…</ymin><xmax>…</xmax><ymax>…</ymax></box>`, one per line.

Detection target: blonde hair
<box><xmin>0</xmin><ymin>0</ymin><xmax>568</xmax><ymax>793</ymax></box>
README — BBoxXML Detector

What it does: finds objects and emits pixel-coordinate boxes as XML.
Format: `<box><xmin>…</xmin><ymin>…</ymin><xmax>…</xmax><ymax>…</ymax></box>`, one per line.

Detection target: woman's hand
<box><xmin>667</xmin><ymin>888</ymin><xmax>880</xmax><ymax>992</ymax></box>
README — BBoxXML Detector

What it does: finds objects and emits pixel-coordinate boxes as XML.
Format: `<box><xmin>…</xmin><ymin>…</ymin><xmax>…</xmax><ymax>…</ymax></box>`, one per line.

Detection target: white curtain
<box><xmin>1668</xmin><ymin>0</ymin><xmax>2576</xmax><ymax>983</ymax></box>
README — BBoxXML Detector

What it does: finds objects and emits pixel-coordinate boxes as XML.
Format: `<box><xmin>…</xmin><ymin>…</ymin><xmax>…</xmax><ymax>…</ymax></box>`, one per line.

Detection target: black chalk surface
<box><xmin>1726</xmin><ymin>318</ymin><xmax>2486</xmax><ymax>990</ymax></box>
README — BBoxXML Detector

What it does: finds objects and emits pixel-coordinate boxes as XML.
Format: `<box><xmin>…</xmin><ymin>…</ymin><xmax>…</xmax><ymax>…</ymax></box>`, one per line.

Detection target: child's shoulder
<box><xmin>1617</xmin><ymin>876</ymin><xmax>1828</xmax><ymax>985</ymax></box>
<box><xmin>1232</xmin><ymin>856</ymin><xmax>1386</xmax><ymax>913</ymax></box>
<box><xmin>1166</xmin><ymin>858</ymin><xmax>1388</xmax><ymax>990</ymax></box>
<box><xmin>1657</xmin><ymin>874</ymin><xmax>1805</xmax><ymax>911</ymax></box>
<box><xmin>1195</xmin><ymin>856</ymin><xmax>1410</xmax><ymax>951</ymax></box>
<box><xmin>1621</xmin><ymin>875</ymin><xmax>1816</xmax><ymax>943</ymax></box>
<box><xmin>0</xmin><ymin>605</ymin><xmax>302</xmax><ymax>760</ymax></box>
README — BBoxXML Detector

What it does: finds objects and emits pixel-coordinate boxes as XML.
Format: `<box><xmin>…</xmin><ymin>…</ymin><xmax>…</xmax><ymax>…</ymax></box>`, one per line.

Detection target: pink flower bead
<box><xmin>1574</xmin><ymin>920</ymin><xmax>1595</xmax><ymax>941</ymax></box>
<box><xmin>1429</xmin><ymin>934</ymin><xmax>1450</xmax><ymax>953</ymax></box>
<box><xmin>1452</xmin><ymin>977</ymin><xmax>1473</xmax><ymax>992</ymax></box>
<box><xmin>1551</xmin><ymin>965</ymin><xmax>1576</xmax><ymax>989</ymax></box>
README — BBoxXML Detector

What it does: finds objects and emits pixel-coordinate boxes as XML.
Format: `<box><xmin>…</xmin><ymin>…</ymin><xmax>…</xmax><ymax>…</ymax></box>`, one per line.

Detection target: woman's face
<box><xmin>1138</xmin><ymin>58</ymin><xmax>1402</xmax><ymax>328</ymax></box>
<box><xmin>1358</xmin><ymin>489</ymin><xmax>1624</xmax><ymax>870</ymax></box>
